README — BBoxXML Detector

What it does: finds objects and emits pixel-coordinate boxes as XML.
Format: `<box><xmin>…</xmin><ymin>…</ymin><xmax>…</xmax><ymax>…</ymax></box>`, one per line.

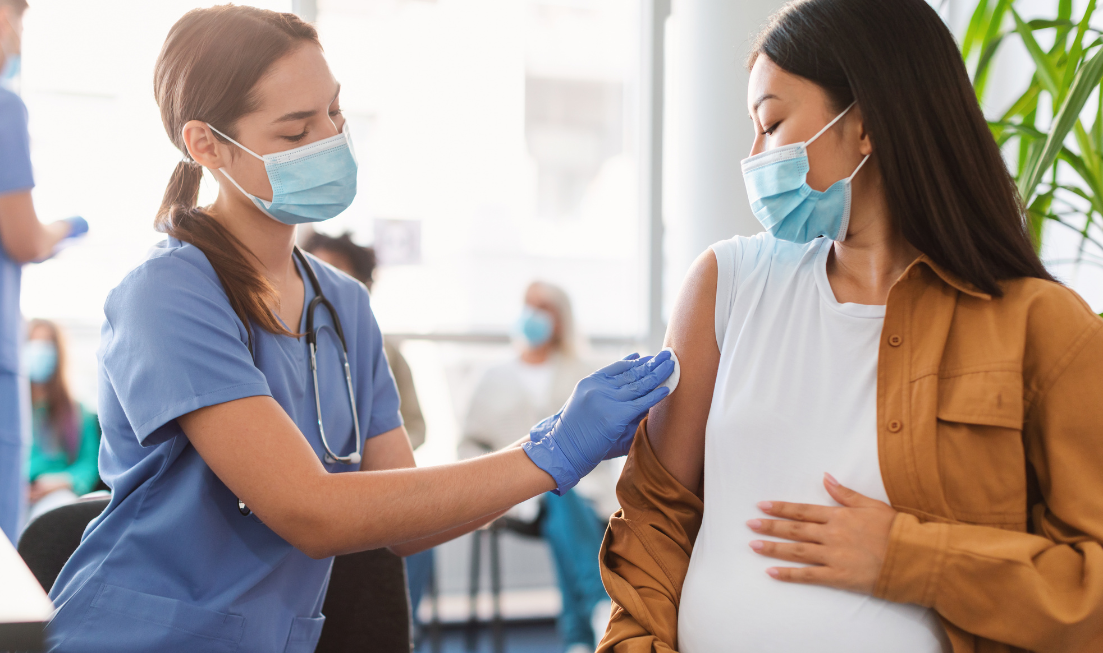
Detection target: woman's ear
<box><xmin>855</xmin><ymin>106</ymin><xmax>873</xmax><ymax>157</ymax></box>
<box><xmin>182</xmin><ymin>120</ymin><xmax>227</xmax><ymax>169</ymax></box>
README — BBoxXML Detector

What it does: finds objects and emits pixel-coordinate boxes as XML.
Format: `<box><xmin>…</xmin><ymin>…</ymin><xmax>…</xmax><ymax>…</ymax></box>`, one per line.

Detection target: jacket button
<box><xmin>888</xmin><ymin>334</ymin><xmax>902</xmax><ymax>347</ymax></box>
<box><xmin>888</xmin><ymin>419</ymin><xmax>902</xmax><ymax>433</ymax></box>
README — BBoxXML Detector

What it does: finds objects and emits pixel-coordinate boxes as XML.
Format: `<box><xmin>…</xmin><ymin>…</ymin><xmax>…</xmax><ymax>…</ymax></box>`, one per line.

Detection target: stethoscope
<box><xmin>238</xmin><ymin>247</ymin><xmax>362</xmax><ymax>517</ymax></box>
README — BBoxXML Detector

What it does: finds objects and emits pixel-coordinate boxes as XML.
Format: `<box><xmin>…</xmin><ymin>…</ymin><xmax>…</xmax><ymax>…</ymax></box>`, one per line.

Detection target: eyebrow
<box><xmin>273</xmin><ymin>84</ymin><xmax>342</xmax><ymax>123</ymax></box>
<box><xmin>752</xmin><ymin>93</ymin><xmax>779</xmax><ymax>113</ymax></box>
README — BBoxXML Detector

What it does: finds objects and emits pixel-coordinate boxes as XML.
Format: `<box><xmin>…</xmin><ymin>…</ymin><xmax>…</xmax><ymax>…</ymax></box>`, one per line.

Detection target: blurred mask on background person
<box><xmin>25</xmin><ymin>340</ymin><xmax>57</xmax><ymax>384</ymax></box>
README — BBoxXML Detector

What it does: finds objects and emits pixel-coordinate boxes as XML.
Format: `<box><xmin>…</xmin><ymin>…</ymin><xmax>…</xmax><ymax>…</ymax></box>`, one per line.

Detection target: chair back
<box><xmin>316</xmin><ymin>548</ymin><xmax>411</xmax><ymax>653</ymax></box>
<box><xmin>17</xmin><ymin>496</ymin><xmax>109</xmax><ymax>592</ymax></box>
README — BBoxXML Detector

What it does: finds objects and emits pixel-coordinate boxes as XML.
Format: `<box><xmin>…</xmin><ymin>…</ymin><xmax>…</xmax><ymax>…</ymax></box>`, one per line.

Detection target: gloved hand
<box><xmin>523</xmin><ymin>350</ymin><xmax>674</xmax><ymax>495</ymax></box>
<box><xmin>63</xmin><ymin>216</ymin><xmax>89</xmax><ymax>239</ymax></box>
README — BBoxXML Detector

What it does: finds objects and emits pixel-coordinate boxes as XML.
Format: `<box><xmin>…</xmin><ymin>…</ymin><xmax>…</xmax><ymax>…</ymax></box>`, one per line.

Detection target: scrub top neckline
<box><xmin>813</xmin><ymin>238</ymin><xmax>887</xmax><ymax>319</ymax></box>
<box><xmin>272</xmin><ymin>253</ymin><xmax>314</xmax><ymax>336</ymax></box>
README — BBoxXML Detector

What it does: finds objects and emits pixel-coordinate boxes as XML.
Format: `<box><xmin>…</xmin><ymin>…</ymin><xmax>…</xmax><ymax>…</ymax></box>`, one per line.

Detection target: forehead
<box><xmin>250</xmin><ymin>44</ymin><xmax>337</xmax><ymax>116</ymax></box>
<box><xmin>747</xmin><ymin>56</ymin><xmax>825</xmax><ymax>111</ymax></box>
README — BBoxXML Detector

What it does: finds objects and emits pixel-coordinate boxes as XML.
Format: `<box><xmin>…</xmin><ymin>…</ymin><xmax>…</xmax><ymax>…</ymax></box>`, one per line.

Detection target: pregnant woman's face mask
<box><xmin>741</xmin><ymin>102</ymin><xmax>869</xmax><ymax>243</ymax></box>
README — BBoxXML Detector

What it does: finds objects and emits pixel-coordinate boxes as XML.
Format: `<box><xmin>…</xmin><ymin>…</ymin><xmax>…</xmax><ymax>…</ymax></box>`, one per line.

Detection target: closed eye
<box><xmin>760</xmin><ymin>121</ymin><xmax>780</xmax><ymax>136</ymax></box>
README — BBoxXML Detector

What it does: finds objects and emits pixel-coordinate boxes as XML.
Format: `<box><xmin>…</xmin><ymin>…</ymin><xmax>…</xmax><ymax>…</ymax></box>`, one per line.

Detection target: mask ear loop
<box><xmin>206</xmin><ymin>123</ymin><xmax>265</xmax><ymax>161</ymax></box>
<box><xmin>804</xmin><ymin>100</ymin><xmax>858</xmax><ymax>148</ymax></box>
<box><xmin>203</xmin><ymin>124</ymin><xmax>281</xmax><ymax>221</ymax></box>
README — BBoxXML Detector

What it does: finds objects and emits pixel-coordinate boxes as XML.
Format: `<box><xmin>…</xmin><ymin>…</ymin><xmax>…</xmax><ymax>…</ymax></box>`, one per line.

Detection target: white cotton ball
<box><xmin>659</xmin><ymin>347</ymin><xmax>680</xmax><ymax>395</ymax></box>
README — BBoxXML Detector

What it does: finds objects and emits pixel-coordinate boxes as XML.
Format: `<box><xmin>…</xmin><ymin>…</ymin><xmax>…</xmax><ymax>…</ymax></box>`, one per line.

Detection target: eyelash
<box><xmin>282</xmin><ymin>109</ymin><xmax>344</xmax><ymax>143</ymax></box>
<box><xmin>761</xmin><ymin>122</ymin><xmax>780</xmax><ymax>136</ymax></box>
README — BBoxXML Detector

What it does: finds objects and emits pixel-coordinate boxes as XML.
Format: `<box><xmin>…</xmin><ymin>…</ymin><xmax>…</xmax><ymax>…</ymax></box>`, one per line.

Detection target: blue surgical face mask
<box><xmin>514</xmin><ymin>307</ymin><xmax>555</xmax><ymax>349</ymax></box>
<box><xmin>24</xmin><ymin>340</ymin><xmax>57</xmax><ymax>384</ymax></box>
<box><xmin>207</xmin><ymin>122</ymin><xmax>358</xmax><ymax>225</ymax></box>
<box><xmin>741</xmin><ymin>102</ymin><xmax>870</xmax><ymax>243</ymax></box>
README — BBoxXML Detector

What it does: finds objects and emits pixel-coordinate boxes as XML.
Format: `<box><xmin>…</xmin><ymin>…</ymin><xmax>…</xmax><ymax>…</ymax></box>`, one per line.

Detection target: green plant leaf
<box><xmin>963</xmin><ymin>0</ymin><xmax>991</xmax><ymax>60</ymax></box>
<box><xmin>1019</xmin><ymin>47</ymin><xmax>1103</xmax><ymax>201</ymax></box>
<box><xmin>1012</xmin><ymin>8</ymin><xmax>1062</xmax><ymax>98</ymax></box>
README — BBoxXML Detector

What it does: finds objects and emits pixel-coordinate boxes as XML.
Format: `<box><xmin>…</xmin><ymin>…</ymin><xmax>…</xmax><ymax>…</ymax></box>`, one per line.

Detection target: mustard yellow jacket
<box><xmin>598</xmin><ymin>256</ymin><xmax>1103</xmax><ymax>653</ymax></box>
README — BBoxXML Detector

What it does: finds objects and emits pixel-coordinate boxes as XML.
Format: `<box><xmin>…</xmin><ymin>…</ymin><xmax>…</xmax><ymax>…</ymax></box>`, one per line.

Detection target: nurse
<box><xmin>0</xmin><ymin>0</ymin><xmax>87</xmax><ymax>542</ymax></box>
<box><xmin>44</xmin><ymin>6</ymin><xmax>672</xmax><ymax>653</ymax></box>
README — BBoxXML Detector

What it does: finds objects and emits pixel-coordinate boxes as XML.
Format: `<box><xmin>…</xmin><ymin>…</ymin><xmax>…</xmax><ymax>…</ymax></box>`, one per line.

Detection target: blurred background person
<box><xmin>461</xmin><ymin>281</ymin><xmax>614</xmax><ymax>653</ymax></box>
<box><xmin>303</xmin><ymin>229</ymin><xmax>436</xmax><ymax>637</ymax></box>
<box><xmin>303</xmin><ymin>230</ymin><xmax>426</xmax><ymax>447</ymax></box>
<box><xmin>0</xmin><ymin>0</ymin><xmax>87</xmax><ymax>542</ymax></box>
<box><xmin>24</xmin><ymin>319</ymin><xmax>101</xmax><ymax>523</ymax></box>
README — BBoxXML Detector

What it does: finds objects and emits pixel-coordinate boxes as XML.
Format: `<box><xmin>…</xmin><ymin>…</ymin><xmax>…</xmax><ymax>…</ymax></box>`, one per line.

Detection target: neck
<box><xmin>521</xmin><ymin>346</ymin><xmax>552</xmax><ymax>365</ymax></box>
<box><xmin>826</xmin><ymin>178</ymin><xmax>919</xmax><ymax>305</ymax></box>
<box><xmin>208</xmin><ymin>186</ymin><xmax>298</xmax><ymax>288</ymax></box>
<box><xmin>30</xmin><ymin>383</ymin><xmax>44</xmax><ymax>404</ymax></box>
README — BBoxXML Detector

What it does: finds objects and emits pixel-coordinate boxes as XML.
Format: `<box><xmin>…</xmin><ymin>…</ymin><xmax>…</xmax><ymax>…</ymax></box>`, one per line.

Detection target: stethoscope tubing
<box><xmin>238</xmin><ymin>248</ymin><xmax>362</xmax><ymax>517</ymax></box>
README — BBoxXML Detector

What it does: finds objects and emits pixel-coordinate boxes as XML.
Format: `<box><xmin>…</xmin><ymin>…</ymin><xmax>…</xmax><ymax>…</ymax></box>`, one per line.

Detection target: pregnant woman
<box><xmin>597</xmin><ymin>1</ymin><xmax>1103</xmax><ymax>651</ymax></box>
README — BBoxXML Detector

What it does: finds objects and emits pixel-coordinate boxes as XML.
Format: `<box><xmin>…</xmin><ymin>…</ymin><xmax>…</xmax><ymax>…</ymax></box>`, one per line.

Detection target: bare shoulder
<box><xmin>646</xmin><ymin>248</ymin><xmax>721</xmax><ymax>496</ymax></box>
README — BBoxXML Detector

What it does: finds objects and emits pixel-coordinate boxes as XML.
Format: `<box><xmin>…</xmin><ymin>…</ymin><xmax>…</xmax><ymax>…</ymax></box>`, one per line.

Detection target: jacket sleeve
<box><xmin>875</xmin><ymin>317</ymin><xmax>1103</xmax><ymax>653</ymax></box>
<box><xmin>597</xmin><ymin>419</ymin><xmax>703</xmax><ymax>653</ymax></box>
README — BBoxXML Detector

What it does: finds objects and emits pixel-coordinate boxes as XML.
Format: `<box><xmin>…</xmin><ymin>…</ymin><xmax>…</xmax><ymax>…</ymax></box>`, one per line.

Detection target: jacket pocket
<box><xmin>284</xmin><ymin>615</ymin><xmax>326</xmax><ymax>653</ymax></box>
<box><xmin>64</xmin><ymin>583</ymin><xmax>245</xmax><ymax>653</ymax></box>
<box><xmin>936</xmin><ymin>370</ymin><xmax>1027</xmax><ymax>526</ymax></box>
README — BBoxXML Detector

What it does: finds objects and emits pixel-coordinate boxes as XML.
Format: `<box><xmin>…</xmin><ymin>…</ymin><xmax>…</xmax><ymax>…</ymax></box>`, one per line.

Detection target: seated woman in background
<box><xmin>25</xmin><ymin>318</ymin><xmax>101</xmax><ymax>523</ymax></box>
<box><xmin>598</xmin><ymin>1</ymin><xmax>1103</xmax><ymax>652</ymax></box>
<box><xmin>464</xmin><ymin>281</ymin><xmax>614</xmax><ymax>653</ymax></box>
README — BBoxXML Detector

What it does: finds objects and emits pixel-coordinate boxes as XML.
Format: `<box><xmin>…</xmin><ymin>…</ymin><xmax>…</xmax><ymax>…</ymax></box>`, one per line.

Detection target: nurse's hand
<box><xmin>523</xmin><ymin>351</ymin><xmax>674</xmax><ymax>495</ymax></box>
<box><xmin>746</xmin><ymin>473</ymin><xmax>897</xmax><ymax>595</ymax></box>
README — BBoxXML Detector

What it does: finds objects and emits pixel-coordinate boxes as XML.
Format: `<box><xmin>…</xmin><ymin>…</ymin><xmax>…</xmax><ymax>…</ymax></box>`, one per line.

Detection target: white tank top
<box><xmin>677</xmin><ymin>234</ymin><xmax>949</xmax><ymax>653</ymax></box>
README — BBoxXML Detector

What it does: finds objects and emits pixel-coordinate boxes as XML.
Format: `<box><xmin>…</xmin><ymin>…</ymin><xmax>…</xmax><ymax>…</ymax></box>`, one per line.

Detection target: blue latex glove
<box><xmin>523</xmin><ymin>350</ymin><xmax>674</xmax><ymax>495</ymax></box>
<box><xmin>63</xmin><ymin>216</ymin><xmax>88</xmax><ymax>239</ymax></box>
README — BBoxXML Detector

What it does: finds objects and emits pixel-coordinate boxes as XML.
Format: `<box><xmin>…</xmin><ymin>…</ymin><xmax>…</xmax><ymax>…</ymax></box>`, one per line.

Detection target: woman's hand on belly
<box><xmin>746</xmin><ymin>473</ymin><xmax>896</xmax><ymax>594</ymax></box>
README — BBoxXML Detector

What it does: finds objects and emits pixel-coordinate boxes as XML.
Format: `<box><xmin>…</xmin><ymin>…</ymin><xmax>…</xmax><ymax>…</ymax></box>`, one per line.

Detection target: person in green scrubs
<box><xmin>24</xmin><ymin>318</ymin><xmax>100</xmax><ymax>523</ymax></box>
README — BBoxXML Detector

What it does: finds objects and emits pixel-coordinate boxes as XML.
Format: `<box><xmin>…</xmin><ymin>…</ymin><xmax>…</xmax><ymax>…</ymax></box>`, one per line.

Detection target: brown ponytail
<box><xmin>153</xmin><ymin>5</ymin><xmax>321</xmax><ymax>341</ymax></box>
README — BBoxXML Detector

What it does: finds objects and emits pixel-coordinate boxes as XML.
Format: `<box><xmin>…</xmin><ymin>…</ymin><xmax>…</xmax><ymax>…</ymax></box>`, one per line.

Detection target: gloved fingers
<box><xmin>611</xmin><ymin>350</ymin><xmax>669</xmax><ymax>386</ymax></box>
<box><xmin>597</xmin><ymin>354</ymin><xmax>651</xmax><ymax>379</ymax></box>
<box><xmin>622</xmin><ymin>352</ymin><xmax>641</xmax><ymax>361</ymax></box>
<box><xmin>615</xmin><ymin>358</ymin><xmax>675</xmax><ymax>399</ymax></box>
<box><xmin>626</xmin><ymin>383</ymin><xmax>671</xmax><ymax>414</ymax></box>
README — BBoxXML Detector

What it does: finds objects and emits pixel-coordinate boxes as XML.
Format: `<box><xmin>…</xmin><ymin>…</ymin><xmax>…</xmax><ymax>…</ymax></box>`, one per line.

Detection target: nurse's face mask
<box><xmin>740</xmin><ymin>101</ymin><xmax>869</xmax><ymax>243</ymax></box>
<box><xmin>208</xmin><ymin>122</ymin><xmax>358</xmax><ymax>225</ymax></box>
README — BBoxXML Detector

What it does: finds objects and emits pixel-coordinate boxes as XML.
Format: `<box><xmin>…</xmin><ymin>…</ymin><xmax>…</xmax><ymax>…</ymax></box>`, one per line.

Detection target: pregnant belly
<box><xmin>677</xmin><ymin>530</ymin><xmax>949</xmax><ymax>653</ymax></box>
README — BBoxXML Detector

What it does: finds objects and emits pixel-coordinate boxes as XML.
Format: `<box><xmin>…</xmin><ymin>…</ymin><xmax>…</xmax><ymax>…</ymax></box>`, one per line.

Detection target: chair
<box><xmin>17</xmin><ymin>497</ymin><xmax>411</xmax><ymax>653</ymax></box>
<box><xmin>315</xmin><ymin>548</ymin><xmax>410</xmax><ymax>653</ymax></box>
<box><xmin>17</xmin><ymin>495</ymin><xmax>109</xmax><ymax>592</ymax></box>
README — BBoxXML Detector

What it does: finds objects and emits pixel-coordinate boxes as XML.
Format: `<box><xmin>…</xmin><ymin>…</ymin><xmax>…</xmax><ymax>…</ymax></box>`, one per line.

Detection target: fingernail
<box><xmin>824</xmin><ymin>473</ymin><xmax>840</xmax><ymax>487</ymax></box>
<box><xmin>757</xmin><ymin>501</ymin><xmax>772</xmax><ymax>512</ymax></box>
<box><xmin>766</xmin><ymin>568</ymin><xmax>780</xmax><ymax>579</ymax></box>
<box><xmin>749</xmin><ymin>540</ymin><xmax>764</xmax><ymax>551</ymax></box>
<box><xmin>746</xmin><ymin>519</ymin><xmax>762</xmax><ymax>530</ymax></box>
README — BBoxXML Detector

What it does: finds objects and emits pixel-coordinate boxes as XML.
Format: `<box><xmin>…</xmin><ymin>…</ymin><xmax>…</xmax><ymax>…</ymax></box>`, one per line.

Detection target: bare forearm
<box><xmin>304</xmin><ymin>448</ymin><xmax>554</xmax><ymax>558</ymax></box>
<box><xmin>0</xmin><ymin>192</ymin><xmax>71</xmax><ymax>263</ymax></box>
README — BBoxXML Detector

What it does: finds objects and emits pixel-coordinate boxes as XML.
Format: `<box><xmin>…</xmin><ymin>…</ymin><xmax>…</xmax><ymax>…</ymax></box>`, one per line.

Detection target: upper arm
<box><xmin>360</xmin><ymin>426</ymin><xmax>416</xmax><ymax>472</ymax></box>
<box><xmin>646</xmin><ymin>249</ymin><xmax>721</xmax><ymax>495</ymax></box>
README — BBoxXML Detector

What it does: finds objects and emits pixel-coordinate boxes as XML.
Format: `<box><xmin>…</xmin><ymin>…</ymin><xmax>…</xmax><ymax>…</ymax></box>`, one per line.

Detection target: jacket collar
<box><xmin>904</xmin><ymin>255</ymin><xmax>992</xmax><ymax>300</ymax></box>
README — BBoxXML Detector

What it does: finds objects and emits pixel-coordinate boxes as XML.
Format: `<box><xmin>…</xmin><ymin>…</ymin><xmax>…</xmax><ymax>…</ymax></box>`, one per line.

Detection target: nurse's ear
<box><xmin>182</xmin><ymin>121</ymin><xmax>231</xmax><ymax>170</ymax></box>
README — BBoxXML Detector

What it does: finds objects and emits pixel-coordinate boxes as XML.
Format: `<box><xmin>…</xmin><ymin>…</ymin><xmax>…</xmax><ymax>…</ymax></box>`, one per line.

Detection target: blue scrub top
<box><xmin>0</xmin><ymin>85</ymin><xmax>34</xmax><ymax>542</ymax></box>
<box><xmin>46</xmin><ymin>238</ymin><xmax>403</xmax><ymax>653</ymax></box>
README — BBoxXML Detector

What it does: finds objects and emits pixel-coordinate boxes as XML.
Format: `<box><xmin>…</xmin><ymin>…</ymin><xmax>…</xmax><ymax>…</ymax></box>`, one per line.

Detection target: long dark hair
<box><xmin>28</xmin><ymin>319</ymin><xmax>79</xmax><ymax>461</ymax></box>
<box><xmin>154</xmin><ymin>5</ymin><xmax>320</xmax><ymax>338</ymax></box>
<box><xmin>750</xmin><ymin>0</ymin><xmax>1055</xmax><ymax>296</ymax></box>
